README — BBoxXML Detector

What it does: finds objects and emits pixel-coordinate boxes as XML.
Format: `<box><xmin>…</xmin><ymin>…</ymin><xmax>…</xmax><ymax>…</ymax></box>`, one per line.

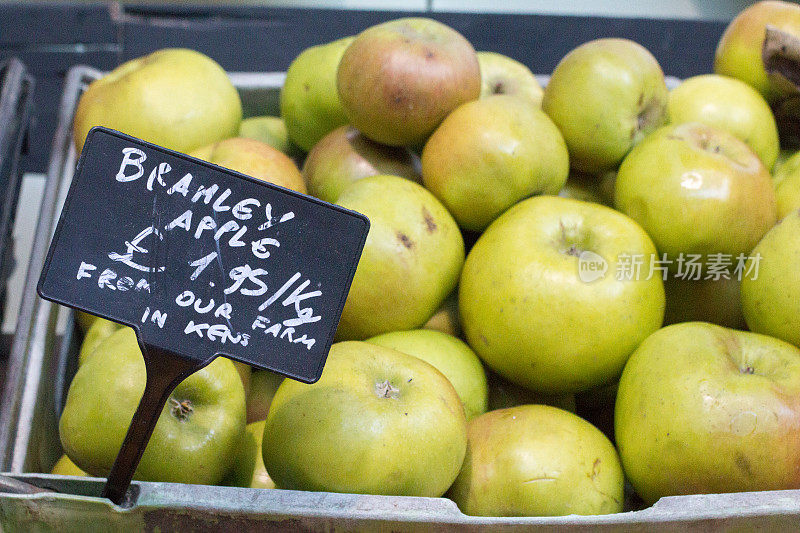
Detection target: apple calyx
<box><xmin>375</xmin><ymin>380</ymin><xmax>400</xmax><ymax>399</ymax></box>
<box><xmin>169</xmin><ymin>397</ymin><xmax>194</xmax><ymax>421</ymax></box>
<box><xmin>762</xmin><ymin>25</ymin><xmax>800</xmax><ymax>93</ymax></box>
<box><xmin>557</xmin><ymin>220</ymin><xmax>587</xmax><ymax>257</ymax></box>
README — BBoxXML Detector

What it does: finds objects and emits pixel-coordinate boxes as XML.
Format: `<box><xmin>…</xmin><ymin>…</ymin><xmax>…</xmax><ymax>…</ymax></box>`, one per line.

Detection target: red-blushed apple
<box><xmin>302</xmin><ymin>125</ymin><xmax>420</xmax><ymax>203</ymax></box>
<box><xmin>614</xmin><ymin>122</ymin><xmax>777</xmax><ymax>259</ymax></box>
<box><xmin>422</xmin><ymin>95</ymin><xmax>569</xmax><ymax>232</ymax></box>
<box><xmin>616</xmin><ymin>322</ymin><xmax>800</xmax><ymax>504</ymax></box>
<box><xmin>459</xmin><ymin>195</ymin><xmax>664</xmax><ymax>394</ymax></box>
<box><xmin>337</xmin><ymin>18</ymin><xmax>480</xmax><ymax>147</ymax></box>
<box><xmin>447</xmin><ymin>405</ymin><xmax>624</xmax><ymax>516</ymax></box>
<box><xmin>714</xmin><ymin>0</ymin><xmax>800</xmax><ymax>103</ymax></box>
<box><xmin>542</xmin><ymin>38</ymin><xmax>667</xmax><ymax>173</ymax></box>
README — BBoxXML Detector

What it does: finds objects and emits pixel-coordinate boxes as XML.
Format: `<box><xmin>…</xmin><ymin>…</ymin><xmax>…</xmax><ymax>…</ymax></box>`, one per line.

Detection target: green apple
<box><xmin>715</xmin><ymin>0</ymin><xmax>800</xmax><ymax>103</ymax></box>
<box><xmin>238</xmin><ymin>116</ymin><xmax>300</xmax><ymax>157</ymax></box>
<box><xmin>773</xmin><ymin>150</ymin><xmax>800</xmax><ymax>219</ymax></box>
<box><xmin>487</xmin><ymin>371</ymin><xmax>576</xmax><ymax>413</ymax></box>
<box><xmin>615</xmin><ymin>122</ymin><xmax>777</xmax><ymax>259</ymax></box>
<box><xmin>60</xmin><ymin>328</ymin><xmax>245</xmax><ymax>485</ymax></box>
<box><xmin>51</xmin><ymin>455</ymin><xmax>87</xmax><ymax>477</ymax></box>
<box><xmin>477</xmin><ymin>51</ymin><xmax>543</xmax><ymax>106</ymax></box>
<box><xmin>366</xmin><ymin>329</ymin><xmax>488</xmax><ymax>420</ymax></box>
<box><xmin>190</xmin><ymin>137</ymin><xmax>306</xmax><ymax>193</ymax></box>
<box><xmin>280</xmin><ymin>37</ymin><xmax>353</xmax><ymax>152</ymax></box>
<box><xmin>447</xmin><ymin>405</ymin><xmax>624</xmax><ymax>516</ymax></box>
<box><xmin>78</xmin><ymin>317</ymin><xmax>124</xmax><ymax>366</ymax></box>
<box><xmin>222</xmin><ymin>420</ymin><xmax>275</xmax><ymax>489</ymax></box>
<box><xmin>73</xmin><ymin>48</ymin><xmax>241</xmax><ymax>153</ymax></box>
<box><xmin>303</xmin><ymin>125</ymin><xmax>421</xmax><ymax>203</ymax></box>
<box><xmin>741</xmin><ymin>210</ymin><xmax>800</xmax><ymax>347</ymax></box>
<box><xmin>667</xmin><ymin>74</ymin><xmax>779</xmax><ymax>169</ymax></box>
<box><xmin>262</xmin><ymin>341</ymin><xmax>467</xmax><ymax>497</ymax></box>
<box><xmin>246</xmin><ymin>370</ymin><xmax>283</xmax><ymax>424</ymax></box>
<box><xmin>422</xmin><ymin>95</ymin><xmax>569</xmax><ymax>231</ymax></box>
<box><xmin>542</xmin><ymin>38</ymin><xmax>667</xmax><ymax>173</ymax></box>
<box><xmin>335</xmin><ymin>175</ymin><xmax>464</xmax><ymax>340</ymax></box>
<box><xmin>460</xmin><ymin>195</ymin><xmax>664</xmax><ymax>394</ymax></box>
<box><xmin>422</xmin><ymin>292</ymin><xmax>461</xmax><ymax>337</ymax></box>
<box><xmin>664</xmin><ymin>276</ymin><xmax>747</xmax><ymax>330</ymax></box>
<box><xmin>616</xmin><ymin>322</ymin><xmax>800</xmax><ymax>504</ymax></box>
<box><xmin>337</xmin><ymin>18</ymin><xmax>480</xmax><ymax>146</ymax></box>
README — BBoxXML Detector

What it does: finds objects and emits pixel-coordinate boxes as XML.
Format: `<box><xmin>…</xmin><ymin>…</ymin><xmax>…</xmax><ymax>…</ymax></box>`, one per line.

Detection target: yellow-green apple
<box><xmin>447</xmin><ymin>405</ymin><xmax>623</xmax><ymax>516</ymax></box>
<box><xmin>246</xmin><ymin>370</ymin><xmax>283</xmax><ymax>424</ymax></box>
<box><xmin>281</xmin><ymin>37</ymin><xmax>353</xmax><ymax>152</ymax></box>
<box><xmin>78</xmin><ymin>317</ymin><xmax>123</xmax><ymax>366</ymax></box>
<box><xmin>487</xmin><ymin>370</ymin><xmax>576</xmax><ymax>413</ymax></box>
<box><xmin>667</xmin><ymin>74</ymin><xmax>780</xmax><ymax>169</ymax></box>
<box><xmin>664</xmin><ymin>276</ymin><xmax>747</xmax><ymax>329</ymax></box>
<box><xmin>477</xmin><ymin>51</ymin><xmax>543</xmax><ymax>106</ymax></box>
<box><xmin>238</xmin><ymin>116</ymin><xmax>300</xmax><ymax>157</ymax></box>
<box><xmin>542</xmin><ymin>38</ymin><xmax>667</xmax><ymax>173</ymax></box>
<box><xmin>714</xmin><ymin>0</ymin><xmax>800</xmax><ymax>103</ymax></box>
<box><xmin>73</xmin><ymin>48</ymin><xmax>241</xmax><ymax>153</ymax></box>
<box><xmin>422</xmin><ymin>292</ymin><xmax>461</xmax><ymax>337</ymax></box>
<box><xmin>190</xmin><ymin>137</ymin><xmax>306</xmax><ymax>193</ymax></box>
<box><xmin>366</xmin><ymin>329</ymin><xmax>488</xmax><ymax>420</ymax></box>
<box><xmin>460</xmin><ymin>195</ymin><xmax>664</xmax><ymax>394</ymax></box>
<box><xmin>222</xmin><ymin>420</ymin><xmax>275</xmax><ymax>489</ymax></box>
<box><xmin>51</xmin><ymin>455</ymin><xmax>86</xmax><ymax>477</ymax></box>
<box><xmin>303</xmin><ymin>125</ymin><xmax>421</xmax><ymax>203</ymax></box>
<box><xmin>615</xmin><ymin>122</ymin><xmax>777</xmax><ymax>259</ymax></box>
<box><xmin>60</xmin><ymin>328</ymin><xmax>245</xmax><ymax>484</ymax></box>
<box><xmin>741</xmin><ymin>210</ymin><xmax>800</xmax><ymax>347</ymax></box>
<box><xmin>773</xmin><ymin>150</ymin><xmax>800</xmax><ymax>219</ymax></box>
<box><xmin>262</xmin><ymin>341</ymin><xmax>467</xmax><ymax>496</ymax></box>
<box><xmin>337</xmin><ymin>18</ymin><xmax>480</xmax><ymax>146</ymax></box>
<box><xmin>422</xmin><ymin>95</ymin><xmax>569</xmax><ymax>231</ymax></box>
<box><xmin>335</xmin><ymin>175</ymin><xmax>464</xmax><ymax>340</ymax></box>
<box><xmin>616</xmin><ymin>322</ymin><xmax>800</xmax><ymax>504</ymax></box>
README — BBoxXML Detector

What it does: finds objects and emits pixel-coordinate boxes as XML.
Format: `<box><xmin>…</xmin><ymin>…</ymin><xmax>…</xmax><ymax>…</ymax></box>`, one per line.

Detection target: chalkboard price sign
<box><xmin>37</xmin><ymin>127</ymin><xmax>369</xmax><ymax>503</ymax></box>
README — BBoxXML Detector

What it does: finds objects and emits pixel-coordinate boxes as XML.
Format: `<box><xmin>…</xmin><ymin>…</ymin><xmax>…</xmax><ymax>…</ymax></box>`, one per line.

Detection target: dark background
<box><xmin>0</xmin><ymin>2</ymin><xmax>728</xmax><ymax>172</ymax></box>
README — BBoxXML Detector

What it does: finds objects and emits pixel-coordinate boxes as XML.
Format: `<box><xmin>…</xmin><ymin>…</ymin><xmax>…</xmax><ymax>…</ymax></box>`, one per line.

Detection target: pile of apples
<box><xmin>52</xmin><ymin>0</ymin><xmax>800</xmax><ymax>517</ymax></box>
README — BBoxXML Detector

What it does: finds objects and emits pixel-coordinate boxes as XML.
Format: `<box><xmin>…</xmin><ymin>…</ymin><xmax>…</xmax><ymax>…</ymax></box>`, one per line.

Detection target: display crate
<box><xmin>0</xmin><ymin>64</ymin><xmax>799</xmax><ymax>531</ymax></box>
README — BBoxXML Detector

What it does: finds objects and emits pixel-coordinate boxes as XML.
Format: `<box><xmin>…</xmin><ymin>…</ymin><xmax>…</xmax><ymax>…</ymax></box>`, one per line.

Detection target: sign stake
<box><xmin>102</xmin><ymin>345</ymin><xmax>203</xmax><ymax>505</ymax></box>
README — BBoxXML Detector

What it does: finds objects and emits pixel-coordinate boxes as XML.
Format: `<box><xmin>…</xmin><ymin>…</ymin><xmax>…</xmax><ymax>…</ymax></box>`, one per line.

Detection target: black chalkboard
<box><xmin>37</xmin><ymin>127</ymin><xmax>369</xmax><ymax>504</ymax></box>
<box><xmin>39</xmin><ymin>127</ymin><xmax>369</xmax><ymax>383</ymax></box>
